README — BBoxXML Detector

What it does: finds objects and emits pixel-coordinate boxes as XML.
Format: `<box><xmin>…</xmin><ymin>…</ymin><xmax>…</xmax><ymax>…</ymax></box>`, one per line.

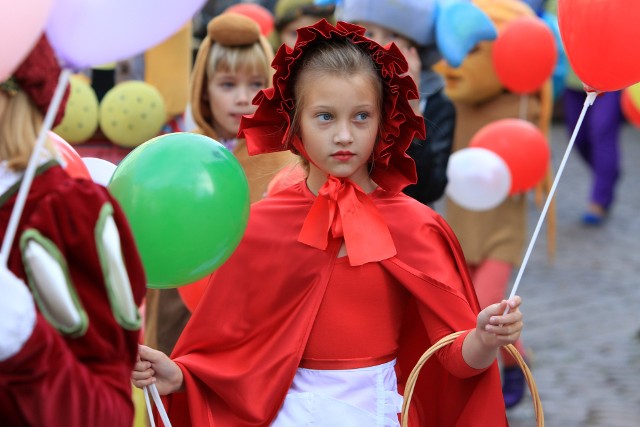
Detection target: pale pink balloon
<box><xmin>0</xmin><ymin>0</ymin><xmax>54</xmax><ymax>80</ymax></box>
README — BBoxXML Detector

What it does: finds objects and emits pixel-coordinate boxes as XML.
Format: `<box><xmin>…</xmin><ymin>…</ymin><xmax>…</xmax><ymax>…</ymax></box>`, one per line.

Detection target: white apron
<box><xmin>271</xmin><ymin>359</ymin><xmax>403</xmax><ymax>427</ymax></box>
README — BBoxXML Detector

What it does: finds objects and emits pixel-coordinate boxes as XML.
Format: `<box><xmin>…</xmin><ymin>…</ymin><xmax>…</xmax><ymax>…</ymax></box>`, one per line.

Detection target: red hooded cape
<box><xmin>166</xmin><ymin>181</ymin><xmax>508</xmax><ymax>426</ymax></box>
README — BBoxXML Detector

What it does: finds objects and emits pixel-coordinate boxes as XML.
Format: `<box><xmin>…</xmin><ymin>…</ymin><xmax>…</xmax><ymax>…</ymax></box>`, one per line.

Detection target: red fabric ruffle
<box><xmin>239</xmin><ymin>19</ymin><xmax>425</xmax><ymax>194</ymax></box>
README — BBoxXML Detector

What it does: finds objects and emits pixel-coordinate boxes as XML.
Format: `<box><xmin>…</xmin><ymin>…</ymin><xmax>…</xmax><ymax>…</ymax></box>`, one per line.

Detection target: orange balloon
<box><xmin>49</xmin><ymin>131</ymin><xmax>91</xmax><ymax>179</ymax></box>
<box><xmin>492</xmin><ymin>16</ymin><xmax>557</xmax><ymax>94</ymax></box>
<box><xmin>177</xmin><ymin>274</ymin><xmax>211</xmax><ymax>313</ymax></box>
<box><xmin>621</xmin><ymin>89</ymin><xmax>640</xmax><ymax>128</ymax></box>
<box><xmin>470</xmin><ymin>119</ymin><xmax>549</xmax><ymax>195</ymax></box>
<box><xmin>558</xmin><ymin>0</ymin><xmax>640</xmax><ymax>92</ymax></box>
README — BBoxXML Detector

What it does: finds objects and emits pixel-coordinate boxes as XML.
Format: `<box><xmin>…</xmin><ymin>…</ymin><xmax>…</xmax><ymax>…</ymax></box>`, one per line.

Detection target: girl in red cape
<box><xmin>132</xmin><ymin>20</ymin><xmax>523</xmax><ymax>427</ymax></box>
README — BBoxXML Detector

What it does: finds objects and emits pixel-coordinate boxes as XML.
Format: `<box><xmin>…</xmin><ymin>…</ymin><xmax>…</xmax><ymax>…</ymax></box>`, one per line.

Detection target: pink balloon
<box><xmin>0</xmin><ymin>0</ymin><xmax>53</xmax><ymax>80</ymax></box>
<box><xmin>46</xmin><ymin>0</ymin><xmax>206</xmax><ymax>68</ymax></box>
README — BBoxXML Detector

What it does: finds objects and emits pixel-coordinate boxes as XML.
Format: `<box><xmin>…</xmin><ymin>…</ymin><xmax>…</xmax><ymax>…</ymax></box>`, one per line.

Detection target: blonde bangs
<box><xmin>206</xmin><ymin>43</ymin><xmax>271</xmax><ymax>80</ymax></box>
<box><xmin>0</xmin><ymin>91</ymin><xmax>56</xmax><ymax>171</ymax></box>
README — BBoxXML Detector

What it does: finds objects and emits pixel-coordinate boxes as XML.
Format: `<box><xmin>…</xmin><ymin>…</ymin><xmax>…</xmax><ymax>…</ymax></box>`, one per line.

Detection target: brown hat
<box><xmin>8</xmin><ymin>35</ymin><xmax>69</xmax><ymax>127</ymax></box>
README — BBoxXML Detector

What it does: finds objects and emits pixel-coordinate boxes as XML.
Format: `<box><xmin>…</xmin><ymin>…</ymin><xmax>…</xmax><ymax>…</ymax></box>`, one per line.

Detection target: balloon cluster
<box><xmin>446</xmin><ymin>119</ymin><xmax>550</xmax><ymax>211</ymax></box>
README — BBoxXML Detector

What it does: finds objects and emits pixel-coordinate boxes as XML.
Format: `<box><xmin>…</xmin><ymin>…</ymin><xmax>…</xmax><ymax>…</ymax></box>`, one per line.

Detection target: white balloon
<box><xmin>445</xmin><ymin>147</ymin><xmax>511</xmax><ymax>211</ymax></box>
<box><xmin>82</xmin><ymin>157</ymin><xmax>117</xmax><ymax>187</ymax></box>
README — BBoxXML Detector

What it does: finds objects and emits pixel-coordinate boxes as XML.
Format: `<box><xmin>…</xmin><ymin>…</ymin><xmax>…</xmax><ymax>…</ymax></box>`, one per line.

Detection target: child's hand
<box><xmin>131</xmin><ymin>344</ymin><xmax>184</xmax><ymax>395</ymax></box>
<box><xmin>0</xmin><ymin>266</ymin><xmax>36</xmax><ymax>362</ymax></box>
<box><xmin>476</xmin><ymin>296</ymin><xmax>523</xmax><ymax>349</ymax></box>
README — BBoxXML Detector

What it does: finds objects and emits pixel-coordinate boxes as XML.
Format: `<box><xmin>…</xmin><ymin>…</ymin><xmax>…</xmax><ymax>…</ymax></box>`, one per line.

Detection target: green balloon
<box><xmin>108</xmin><ymin>132</ymin><xmax>249</xmax><ymax>288</ymax></box>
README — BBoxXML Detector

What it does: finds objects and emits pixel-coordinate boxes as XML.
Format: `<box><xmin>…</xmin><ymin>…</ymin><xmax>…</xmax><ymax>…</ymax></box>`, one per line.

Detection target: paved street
<box><xmin>501</xmin><ymin>123</ymin><xmax>640</xmax><ymax>427</ymax></box>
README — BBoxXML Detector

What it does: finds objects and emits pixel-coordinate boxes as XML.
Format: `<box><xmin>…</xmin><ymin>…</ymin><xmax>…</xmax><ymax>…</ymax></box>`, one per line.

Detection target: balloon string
<box><xmin>503</xmin><ymin>91</ymin><xmax>597</xmax><ymax>315</ymax></box>
<box><xmin>143</xmin><ymin>384</ymin><xmax>172</xmax><ymax>427</ymax></box>
<box><xmin>143</xmin><ymin>387</ymin><xmax>157</xmax><ymax>427</ymax></box>
<box><xmin>519</xmin><ymin>94</ymin><xmax>529</xmax><ymax>119</ymax></box>
<box><xmin>0</xmin><ymin>69</ymin><xmax>71</xmax><ymax>267</ymax></box>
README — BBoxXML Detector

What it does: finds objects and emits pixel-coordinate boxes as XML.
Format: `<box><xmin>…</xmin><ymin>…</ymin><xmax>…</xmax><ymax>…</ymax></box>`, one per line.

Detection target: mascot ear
<box><xmin>21</xmin><ymin>232</ymin><xmax>88</xmax><ymax>338</ymax></box>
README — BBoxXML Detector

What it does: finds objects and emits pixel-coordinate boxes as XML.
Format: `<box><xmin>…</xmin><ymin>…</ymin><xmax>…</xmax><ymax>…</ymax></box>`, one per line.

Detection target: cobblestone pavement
<box><xmin>503</xmin><ymin>123</ymin><xmax>640</xmax><ymax>427</ymax></box>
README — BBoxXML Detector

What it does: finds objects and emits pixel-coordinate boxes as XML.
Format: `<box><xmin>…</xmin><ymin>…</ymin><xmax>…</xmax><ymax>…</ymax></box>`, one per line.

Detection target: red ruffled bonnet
<box><xmin>238</xmin><ymin>19</ymin><xmax>425</xmax><ymax>194</ymax></box>
<box><xmin>238</xmin><ymin>20</ymin><xmax>426</xmax><ymax>265</ymax></box>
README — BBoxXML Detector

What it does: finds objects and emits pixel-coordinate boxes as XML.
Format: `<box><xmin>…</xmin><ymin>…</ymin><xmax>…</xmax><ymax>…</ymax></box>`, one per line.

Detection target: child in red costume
<box><xmin>0</xmin><ymin>36</ymin><xmax>147</xmax><ymax>426</ymax></box>
<box><xmin>132</xmin><ymin>20</ymin><xmax>523</xmax><ymax>426</ymax></box>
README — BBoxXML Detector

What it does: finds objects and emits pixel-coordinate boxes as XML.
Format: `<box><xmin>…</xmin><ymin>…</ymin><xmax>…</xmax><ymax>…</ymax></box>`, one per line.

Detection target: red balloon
<box><xmin>225</xmin><ymin>3</ymin><xmax>274</xmax><ymax>36</ymax></box>
<box><xmin>621</xmin><ymin>89</ymin><xmax>640</xmax><ymax>128</ymax></box>
<box><xmin>470</xmin><ymin>119</ymin><xmax>550</xmax><ymax>195</ymax></box>
<box><xmin>49</xmin><ymin>131</ymin><xmax>91</xmax><ymax>179</ymax></box>
<box><xmin>177</xmin><ymin>274</ymin><xmax>211</xmax><ymax>313</ymax></box>
<box><xmin>492</xmin><ymin>17</ymin><xmax>557</xmax><ymax>94</ymax></box>
<box><xmin>558</xmin><ymin>0</ymin><xmax>640</xmax><ymax>92</ymax></box>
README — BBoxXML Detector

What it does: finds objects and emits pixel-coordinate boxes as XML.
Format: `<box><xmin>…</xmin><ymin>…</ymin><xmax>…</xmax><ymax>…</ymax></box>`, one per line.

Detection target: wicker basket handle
<box><xmin>401</xmin><ymin>330</ymin><xmax>544</xmax><ymax>427</ymax></box>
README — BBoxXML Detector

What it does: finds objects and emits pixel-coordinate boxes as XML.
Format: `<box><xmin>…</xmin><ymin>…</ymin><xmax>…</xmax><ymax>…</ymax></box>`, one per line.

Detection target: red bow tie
<box><xmin>298</xmin><ymin>176</ymin><xmax>396</xmax><ymax>266</ymax></box>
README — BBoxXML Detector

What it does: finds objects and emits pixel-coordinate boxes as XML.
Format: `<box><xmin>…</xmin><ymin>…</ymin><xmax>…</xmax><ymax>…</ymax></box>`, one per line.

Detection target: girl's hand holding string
<box><xmin>131</xmin><ymin>344</ymin><xmax>184</xmax><ymax>395</ymax></box>
<box><xmin>477</xmin><ymin>296</ymin><xmax>523</xmax><ymax>348</ymax></box>
<box><xmin>462</xmin><ymin>296</ymin><xmax>523</xmax><ymax>370</ymax></box>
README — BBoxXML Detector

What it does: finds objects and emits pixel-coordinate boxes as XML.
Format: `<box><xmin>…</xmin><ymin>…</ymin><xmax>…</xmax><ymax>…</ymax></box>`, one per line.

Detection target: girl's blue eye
<box><xmin>318</xmin><ymin>113</ymin><xmax>332</xmax><ymax>121</ymax></box>
<box><xmin>220</xmin><ymin>82</ymin><xmax>235</xmax><ymax>89</ymax></box>
<box><xmin>355</xmin><ymin>112</ymin><xmax>369</xmax><ymax>121</ymax></box>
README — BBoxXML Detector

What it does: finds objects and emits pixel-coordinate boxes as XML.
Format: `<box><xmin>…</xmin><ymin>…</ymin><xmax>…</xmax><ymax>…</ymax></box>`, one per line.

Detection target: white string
<box><xmin>149</xmin><ymin>383</ymin><xmax>172</xmax><ymax>427</ymax></box>
<box><xmin>143</xmin><ymin>386</ymin><xmax>156</xmax><ymax>427</ymax></box>
<box><xmin>0</xmin><ymin>69</ymin><xmax>71</xmax><ymax>266</ymax></box>
<box><xmin>503</xmin><ymin>91</ymin><xmax>598</xmax><ymax>314</ymax></box>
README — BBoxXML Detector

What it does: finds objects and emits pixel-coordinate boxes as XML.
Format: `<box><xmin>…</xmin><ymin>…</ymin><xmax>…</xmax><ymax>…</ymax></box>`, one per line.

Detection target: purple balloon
<box><xmin>46</xmin><ymin>0</ymin><xmax>205</xmax><ymax>69</ymax></box>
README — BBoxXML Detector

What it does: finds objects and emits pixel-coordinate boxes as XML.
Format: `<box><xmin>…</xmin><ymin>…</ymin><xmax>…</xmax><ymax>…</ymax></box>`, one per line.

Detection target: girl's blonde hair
<box><xmin>0</xmin><ymin>91</ymin><xmax>55</xmax><ymax>171</ymax></box>
<box><xmin>286</xmin><ymin>39</ymin><xmax>383</xmax><ymax>151</ymax></box>
<box><xmin>206</xmin><ymin>42</ymin><xmax>271</xmax><ymax>80</ymax></box>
